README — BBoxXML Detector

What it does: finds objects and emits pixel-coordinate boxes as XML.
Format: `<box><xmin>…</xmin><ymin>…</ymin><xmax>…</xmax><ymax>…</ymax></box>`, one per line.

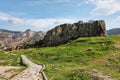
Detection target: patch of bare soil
<box><xmin>86</xmin><ymin>69</ymin><xmax>116</xmax><ymax>80</ymax></box>
<box><xmin>114</xmin><ymin>43</ymin><xmax>120</xmax><ymax>49</ymax></box>
<box><xmin>0</xmin><ymin>66</ymin><xmax>22</xmax><ymax>80</ymax></box>
<box><xmin>0</xmin><ymin>60</ymin><xmax>7</xmax><ymax>63</ymax></box>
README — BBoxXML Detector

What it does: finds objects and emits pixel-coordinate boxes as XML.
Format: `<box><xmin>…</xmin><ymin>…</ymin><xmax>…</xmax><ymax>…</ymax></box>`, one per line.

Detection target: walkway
<box><xmin>11</xmin><ymin>55</ymin><xmax>47</xmax><ymax>80</ymax></box>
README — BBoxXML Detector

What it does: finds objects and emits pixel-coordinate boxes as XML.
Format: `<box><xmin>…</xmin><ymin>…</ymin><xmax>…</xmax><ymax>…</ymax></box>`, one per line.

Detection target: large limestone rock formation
<box><xmin>42</xmin><ymin>20</ymin><xmax>107</xmax><ymax>46</ymax></box>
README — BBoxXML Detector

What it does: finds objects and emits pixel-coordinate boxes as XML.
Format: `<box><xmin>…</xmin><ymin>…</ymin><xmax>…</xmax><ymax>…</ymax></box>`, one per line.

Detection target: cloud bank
<box><xmin>116</xmin><ymin>16</ymin><xmax>120</xmax><ymax>21</ymax></box>
<box><xmin>88</xmin><ymin>0</ymin><xmax>120</xmax><ymax>16</ymax></box>
<box><xmin>0</xmin><ymin>12</ymin><xmax>24</xmax><ymax>24</ymax></box>
<box><xmin>0</xmin><ymin>12</ymin><xmax>78</xmax><ymax>31</ymax></box>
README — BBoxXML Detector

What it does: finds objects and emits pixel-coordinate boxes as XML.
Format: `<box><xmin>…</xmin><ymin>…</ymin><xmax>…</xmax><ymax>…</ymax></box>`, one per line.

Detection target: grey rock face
<box><xmin>42</xmin><ymin>20</ymin><xmax>107</xmax><ymax>46</ymax></box>
<box><xmin>22</xmin><ymin>31</ymin><xmax>46</xmax><ymax>48</ymax></box>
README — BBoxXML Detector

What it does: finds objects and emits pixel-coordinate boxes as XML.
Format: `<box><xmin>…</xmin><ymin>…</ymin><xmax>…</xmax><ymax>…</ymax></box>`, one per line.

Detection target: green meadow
<box><xmin>0</xmin><ymin>35</ymin><xmax>120</xmax><ymax>80</ymax></box>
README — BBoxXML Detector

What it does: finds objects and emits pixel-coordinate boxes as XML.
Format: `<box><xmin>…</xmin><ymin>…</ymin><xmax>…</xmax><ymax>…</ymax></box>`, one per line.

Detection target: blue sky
<box><xmin>0</xmin><ymin>0</ymin><xmax>120</xmax><ymax>31</ymax></box>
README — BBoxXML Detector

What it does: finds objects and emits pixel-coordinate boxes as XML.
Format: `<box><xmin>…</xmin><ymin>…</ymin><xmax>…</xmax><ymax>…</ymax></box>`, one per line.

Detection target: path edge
<box><xmin>11</xmin><ymin>55</ymin><xmax>48</xmax><ymax>80</ymax></box>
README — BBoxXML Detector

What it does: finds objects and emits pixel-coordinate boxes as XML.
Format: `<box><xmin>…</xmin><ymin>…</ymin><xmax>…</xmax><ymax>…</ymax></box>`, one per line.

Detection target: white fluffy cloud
<box><xmin>116</xmin><ymin>16</ymin><xmax>120</xmax><ymax>21</ymax></box>
<box><xmin>25</xmin><ymin>19</ymin><xmax>57</xmax><ymax>28</ymax></box>
<box><xmin>0</xmin><ymin>12</ymin><xmax>24</xmax><ymax>24</ymax></box>
<box><xmin>0</xmin><ymin>12</ymin><xmax>78</xmax><ymax>31</ymax></box>
<box><xmin>54</xmin><ymin>0</ymin><xmax>70</xmax><ymax>3</ymax></box>
<box><xmin>105</xmin><ymin>16</ymin><xmax>120</xmax><ymax>30</ymax></box>
<box><xmin>0</xmin><ymin>12</ymin><xmax>10</xmax><ymax>21</ymax></box>
<box><xmin>0</xmin><ymin>15</ymin><xmax>8</xmax><ymax>21</ymax></box>
<box><xmin>25</xmin><ymin>0</ymin><xmax>70</xmax><ymax>6</ymax></box>
<box><xmin>25</xmin><ymin>18</ymin><xmax>77</xmax><ymax>31</ymax></box>
<box><xmin>8</xmin><ymin>18</ymin><xmax>24</xmax><ymax>24</ymax></box>
<box><xmin>88</xmin><ymin>0</ymin><xmax>120</xmax><ymax>16</ymax></box>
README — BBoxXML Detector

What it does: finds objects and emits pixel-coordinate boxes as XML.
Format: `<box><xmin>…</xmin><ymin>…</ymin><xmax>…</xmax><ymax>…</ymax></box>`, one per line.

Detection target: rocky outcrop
<box><xmin>42</xmin><ymin>20</ymin><xmax>107</xmax><ymax>46</ymax></box>
<box><xmin>22</xmin><ymin>31</ymin><xmax>46</xmax><ymax>48</ymax></box>
<box><xmin>0</xmin><ymin>29</ymin><xmax>46</xmax><ymax>50</ymax></box>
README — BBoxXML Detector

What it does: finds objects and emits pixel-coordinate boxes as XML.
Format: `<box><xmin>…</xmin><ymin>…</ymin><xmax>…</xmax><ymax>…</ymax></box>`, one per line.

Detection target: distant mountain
<box><xmin>0</xmin><ymin>29</ymin><xmax>21</xmax><ymax>34</ymax></box>
<box><xmin>107</xmin><ymin>28</ymin><xmax>120</xmax><ymax>35</ymax></box>
<box><xmin>0</xmin><ymin>29</ymin><xmax>46</xmax><ymax>50</ymax></box>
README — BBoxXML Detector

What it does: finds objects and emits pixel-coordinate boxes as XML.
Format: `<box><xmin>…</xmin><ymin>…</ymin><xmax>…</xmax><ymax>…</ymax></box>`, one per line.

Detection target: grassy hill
<box><xmin>0</xmin><ymin>35</ymin><xmax>120</xmax><ymax>80</ymax></box>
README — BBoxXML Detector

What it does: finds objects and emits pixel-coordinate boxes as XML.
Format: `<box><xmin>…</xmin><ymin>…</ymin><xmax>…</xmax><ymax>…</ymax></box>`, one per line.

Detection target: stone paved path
<box><xmin>11</xmin><ymin>55</ymin><xmax>46</xmax><ymax>80</ymax></box>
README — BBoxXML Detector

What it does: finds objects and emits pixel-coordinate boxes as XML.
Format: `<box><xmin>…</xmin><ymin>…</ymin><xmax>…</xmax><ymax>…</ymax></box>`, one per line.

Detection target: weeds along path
<box><xmin>11</xmin><ymin>55</ymin><xmax>47</xmax><ymax>80</ymax></box>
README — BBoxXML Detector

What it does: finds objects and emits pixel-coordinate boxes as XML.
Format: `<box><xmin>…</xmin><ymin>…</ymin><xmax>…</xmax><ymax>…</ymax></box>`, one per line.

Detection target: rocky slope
<box><xmin>42</xmin><ymin>20</ymin><xmax>107</xmax><ymax>46</ymax></box>
<box><xmin>107</xmin><ymin>28</ymin><xmax>120</xmax><ymax>35</ymax></box>
<box><xmin>22</xmin><ymin>31</ymin><xmax>46</xmax><ymax>48</ymax></box>
<box><xmin>0</xmin><ymin>29</ymin><xmax>46</xmax><ymax>50</ymax></box>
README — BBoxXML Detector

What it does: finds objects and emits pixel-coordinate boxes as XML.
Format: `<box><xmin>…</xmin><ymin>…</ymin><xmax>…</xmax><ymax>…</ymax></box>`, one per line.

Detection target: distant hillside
<box><xmin>107</xmin><ymin>28</ymin><xmax>120</xmax><ymax>35</ymax></box>
<box><xmin>0</xmin><ymin>29</ymin><xmax>46</xmax><ymax>50</ymax></box>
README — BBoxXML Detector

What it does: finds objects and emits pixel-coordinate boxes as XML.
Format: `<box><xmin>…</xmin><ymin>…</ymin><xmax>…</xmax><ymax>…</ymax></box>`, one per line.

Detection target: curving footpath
<box><xmin>11</xmin><ymin>55</ymin><xmax>47</xmax><ymax>80</ymax></box>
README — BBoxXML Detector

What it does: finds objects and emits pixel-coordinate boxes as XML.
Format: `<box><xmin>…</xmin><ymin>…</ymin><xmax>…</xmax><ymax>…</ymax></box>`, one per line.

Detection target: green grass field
<box><xmin>0</xmin><ymin>35</ymin><xmax>120</xmax><ymax>80</ymax></box>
